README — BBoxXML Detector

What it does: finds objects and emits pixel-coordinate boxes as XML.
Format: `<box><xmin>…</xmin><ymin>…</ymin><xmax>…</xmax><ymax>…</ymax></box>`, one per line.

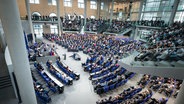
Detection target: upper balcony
<box><xmin>118</xmin><ymin>50</ymin><xmax>184</xmax><ymax>80</ymax></box>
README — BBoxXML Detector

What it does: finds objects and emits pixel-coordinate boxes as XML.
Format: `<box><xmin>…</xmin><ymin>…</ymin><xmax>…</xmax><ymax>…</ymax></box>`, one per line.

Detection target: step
<box><xmin>0</xmin><ymin>83</ymin><xmax>12</xmax><ymax>89</ymax></box>
<box><xmin>0</xmin><ymin>75</ymin><xmax>10</xmax><ymax>80</ymax></box>
<box><xmin>0</xmin><ymin>78</ymin><xmax>11</xmax><ymax>84</ymax></box>
<box><xmin>0</xmin><ymin>80</ymin><xmax>12</xmax><ymax>85</ymax></box>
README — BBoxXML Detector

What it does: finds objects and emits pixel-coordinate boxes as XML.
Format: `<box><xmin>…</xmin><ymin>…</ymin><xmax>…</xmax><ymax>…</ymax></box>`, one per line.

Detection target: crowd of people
<box><xmin>85</xmin><ymin>18</ymin><xmax>105</xmax><ymax>32</ymax></box>
<box><xmin>131</xmin><ymin>20</ymin><xmax>166</xmax><ymax>27</ymax></box>
<box><xmin>46</xmin><ymin>60</ymin><xmax>73</xmax><ymax>85</ymax></box>
<box><xmin>32</xmin><ymin>74</ymin><xmax>52</xmax><ymax>103</ymax></box>
<box><xmin>31</xmin><ymin>14</ymin><xmax>83</xmax><ymax>31</ymax></box>
<box><xmin>96</xmin><ymin>86</ymin><xmax>142</xmax><ymax>104</ymax></box>
<box><xmin>40</xmin><ymin>21</ymin><xmax>184</xmax><ymax>103</ymax></box>
<box><xmin>96</xmin><ymin>73</ymin><xmax>182</xmax><ymax>104</ymax></box>
<box><xmin>96</xmin><ymin>87</ymin><xmax>153</xmax><ymax>104</ymax></box>
<box><xmin>43</xmin><ymin>33</ymin><xmax>141</xmax><ymax>95</ymax></box>
<box><xmin>56</xmin><ymin>57</ymin><xmax>80</xmax><ymax>80</ymax></box>
<box><xmin>106</xmin><ymin>20</ymin><xmax>132</xmax><ymax>33</ymax></box>
<box><xmin>63</xmin><ymin>14</ymin><xmax>83</xmax><ymax>31</ymax></box>
<box><xmin>135</xmin><ymin>22</ymin><xmax>184</xmax><ymax>62</ymax></box>
<box><xmin>43</xmin><ymin>33</ymin><xmax>141</xmax><ymax>60</ymax></box>
<box><xmin>31</xmin><ymin>15</ymin><xmax>59</xmax><ymax>21</ymax></box>
<box><xmin>82</xmin><ymin>54</ymin><xmax>135</xmax><ymax>94</ymax></box>
<box><xmin>33</xmin><ymin>62</ymin><xmax>65</xmax><ymax>103</ymax></box>
<box><xmin>31</xmin><ymin>14</ymin><xmax>168</xmax><ymax>34</ymax></box>
<box><xmin>138</xmin><ymin>74</ymin><xmax>182</xmax><ymax>98</ymax></box>
<box><xmin>28</xmin><ymin>41</ymin><xmax>57</xmax><ymax>61</ymax></box>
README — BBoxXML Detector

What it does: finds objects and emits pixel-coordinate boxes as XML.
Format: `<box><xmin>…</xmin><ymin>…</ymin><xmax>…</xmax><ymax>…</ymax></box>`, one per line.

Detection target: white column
<box><xmin>84</xmin><ymin>0</ymin><xmax>87</xmax><ymax>27</ymax></box>
<box><xmin>169</xmin><ymin>0</ymin><xmax>180</xmax><ymax>25</ymax></box>
<box><xmin>0</xmin><ymin>0</ymin><xmax>37</xmax><ymax>104</ymax></box>
<box><xmin>25</xmin><ymin>0</ymin><xmax>35</xmax><ymax>43</ymax></box>
<box><xmin>110</xmin><ymin>0</ymin><xmax>114</xmax><ymax>25</ymax></box>
<box><xmin>57</xmin><ymin>0</ymin><xmax>62</xmax><ymax>36</ymax></box>
<box><xmin>106</xmin><ymin>1</ymin><xmax>110</xmax><ymax>19</ymax></box>
<box><xmin>175</xmin><ymin>80</ymin><xmax>184</xmax><ymax>104</ymax></box>
<box><xmin>138</xmin><ymin>0</ymin><xmax>144</xmax><ymax>21</ymax></box>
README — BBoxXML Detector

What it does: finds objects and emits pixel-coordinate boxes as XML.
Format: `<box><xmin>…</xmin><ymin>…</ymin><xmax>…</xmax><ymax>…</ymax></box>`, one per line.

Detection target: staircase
<box><xmin>97</xmin><ymin>23</ymin><xmax>109</xmax><ymax>34</ymax></box>
<box><xmin>118</xmin><ymin>27</ymin><xmax>133</xmax><ymax>36</ymax></box>
<box><xmin>0</xmin><ymin>75</ymin><xmax>12</xmax><ymax>89</ymax></box>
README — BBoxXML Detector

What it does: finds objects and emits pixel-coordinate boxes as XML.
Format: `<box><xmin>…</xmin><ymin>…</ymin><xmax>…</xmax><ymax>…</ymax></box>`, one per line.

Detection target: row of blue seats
<box><xmin>56</xmin><ymin>40</ymin><xmax>80</xmax><ymax>52</ymax></box>
<box><xmin>92</xmin><ymin>67</ymin><xmax>126</xmax><ymax>85</ymax></box>
<box><xmin>34</xmin><ymin>63</ymin><xmax>64</xmax><ymax>94</ymax></box>
<box><xmin>46</xmin><ymin>62</ymin><xmax>73</xmax><ymax>85</ymax></box>
<box><xmin>88</xmin><ymin>55</ymin><xmax>98</xmax><ymax>63</ymax></box>
<box><xmin>139</xmin><ymin>93</ymin><xmax>153</xmax><ymax>104</ymax></box>
<box><xmin>90</xmin><ymin>67</ymin><xmax>101</xmax><ymax>73</ymax></box>
<box><xmin>84</xmin><ymin>60</ymin><xmax>112</xmax><ymax>72</ymax></box>
<box><xmin>104</xmin><ymin>87</ymin><xmax>142</xmax><ymax>104</ymax></box>
<box><xmin>34</xmin><ymin>63</ymin><xmax>58</xmax><ymax>93</ymax></box>
<box><xmin>35</xmin><ymin>84</ymin><xmax>51</xmax><ymax>104</ymax></box>
<box><xmin>90</xmin><ymin>65</ymin><xmax>120</xmax><ymax>80</ymax></box>
<box><xmin>95</xmin><ymin>68</ymin><xmax>136</xmax><ymax>94</ymax></box>
<box><xmin>96</xmin><ymin>58</ymin><xmax>104</xmax><ymax>66</ymax></box>
<box><xmin>96</xmin><ymin>86</ymin><xmax>142</xmax><ymax>104</ymax></box>
<box><xmin>91</xmin><ymin>64</ymin><xmax>119</xmax><ymax>74</ymax></box>
<box><xmin>121</xmin><ymin>88</ymin><xmax>142</xmax><ymax>101</ymax></box>
<box><xmin>94</xmin><ymin>68</ymin><xmax>127</xmax><ymax>90</ymax></box>
<box><xmin>111</xmin><ymin>89</ymin><xmax>151</xmax><ymax>104</ymax></box>
<box><xmin>96</xmin><ymin>79</ymin><xmax>128</xmax><ymax>95</ymax></box>
<box><xmin>91</xmin><ymin>69</ymin><xmax>109</xmax><ymax>79</ymax></box>
<box><xmin>32</xmin><ymin>73</ymin><xmax>52</xmax><ymax>104</ymax></box>
<box><xmin>56</xmin><ymin>60</ymin><xmax>80</xmax><ymax>80</ymax></box>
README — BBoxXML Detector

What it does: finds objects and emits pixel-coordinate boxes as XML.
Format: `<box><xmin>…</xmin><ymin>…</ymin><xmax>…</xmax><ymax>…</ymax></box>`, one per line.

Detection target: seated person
<box><xmin>49</xmin><ymin>65</ymin><xmax>55</xmax><ymax>72</ymax></box>
<box><xmin>56</xmin><ymin>71</ymin><xmax>61</xmax><ymax>78</ymax></box>
<box><xmin>46</xmin><ymin>60</ymin><xmax>52</xmax><ymax>67</ymax></box>
<box><xmin>147</xmin><ymin>98</ymin><xmax>159</xmax><ymax>104</ymax></box>
<box><xmin>94</xmin><ymin>83</ymin><xmax>102</xmax><ymax>91</ymax></box>
<box><xmin>173</xmin><ymin>89</ymin><xmax>179</xmax><ymax>98</ymax></box>
<box><xmin>159</xmin><ymin>97</ymin><xmax>168</xmax><ymax>104</ymax></box>
<box><xmin>150</xmin><ymin>81</ymin><xmax>162</xmax><ymax>91</ymax></box>
<box><xmin>36</xmin><ymin>63</ymin><xmax>44</xmax><ymax>71</ymax></box>
<box><xmin>164</xmin><ymin>85</ymin><xmax>174</xmax><ymax>97</ymax></box>
<box><xmin>48</xmin><ymin>81</ymin><xmax>55</xmax><ymax>87</ymax></box>
<box><xmin>57</xmin><ymin>56</ymin><xmax>61</xmax><ymax>61</ymax></box>
<box><xmin>37</xmin><ymin>50</ymin><xmax>43</xmax><ymax>57</ymax></box>
<box><xmin>50</xmin><ymin>49</ymin><xmax>55</xmax><ymax>56</ymax></box>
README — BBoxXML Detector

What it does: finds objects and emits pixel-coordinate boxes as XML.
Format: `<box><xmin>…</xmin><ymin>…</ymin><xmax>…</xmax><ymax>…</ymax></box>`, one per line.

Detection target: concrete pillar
<box><xmin>84</xmin><ymin>0</ymin><xmax>87</xmax><ymax>27</ymax></box>
<box><xmin>110</xmin><ymin>0</ymin><xmax>114</xmax><ymax>25</ymax></box>
<box><xmin>104</xmin><ymin>0</ymin><xmax>110</xmax><ymax>20</ymax></box>
<box><xmin>25</xmin><ymin>0</ymin><xmax>35</xmax><ymax>43</ymax></box>
<box><xmin>128</xmin><ymin>2</ymin><xmax>133</xmax><ymax>20</ymax></box>
<box><xmin>133</xmin><ymin>27</ymin><xmax>139</xmax><ymax>40</ymax></box>
<box><xmin>0</xmin><ymin>0</ymin><xmax>37</xmax><ymax>104</ymax></box>
<box><xmin>57</xmin><ymin>0</ymin><xmax>62</xmax><ymax>36</ymax></box>
<box><xmin>0</xmin><ymin>32</ymin><xmax>6</xmax><ymax>52</ymax></box>
<box><xmin>169</xmin><ymin>0</ymin><xmax>180</xmax><ymax>25</ymax></box>
<box><xmin>97</xmin><ymin>0</ymin><xmax>101</xmax><ymax>19</ymax></box>
<box><xmin>175</xmin><ymin>80</ymin><xmax>184</xmax><ymax>104</ymax></box>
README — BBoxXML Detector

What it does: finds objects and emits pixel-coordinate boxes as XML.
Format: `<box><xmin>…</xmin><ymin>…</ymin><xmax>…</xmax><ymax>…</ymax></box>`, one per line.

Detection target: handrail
<box><xmin>138</xmin><ymin>46</ymin><xmax>184</xmax><ymax>52</ymax></box>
